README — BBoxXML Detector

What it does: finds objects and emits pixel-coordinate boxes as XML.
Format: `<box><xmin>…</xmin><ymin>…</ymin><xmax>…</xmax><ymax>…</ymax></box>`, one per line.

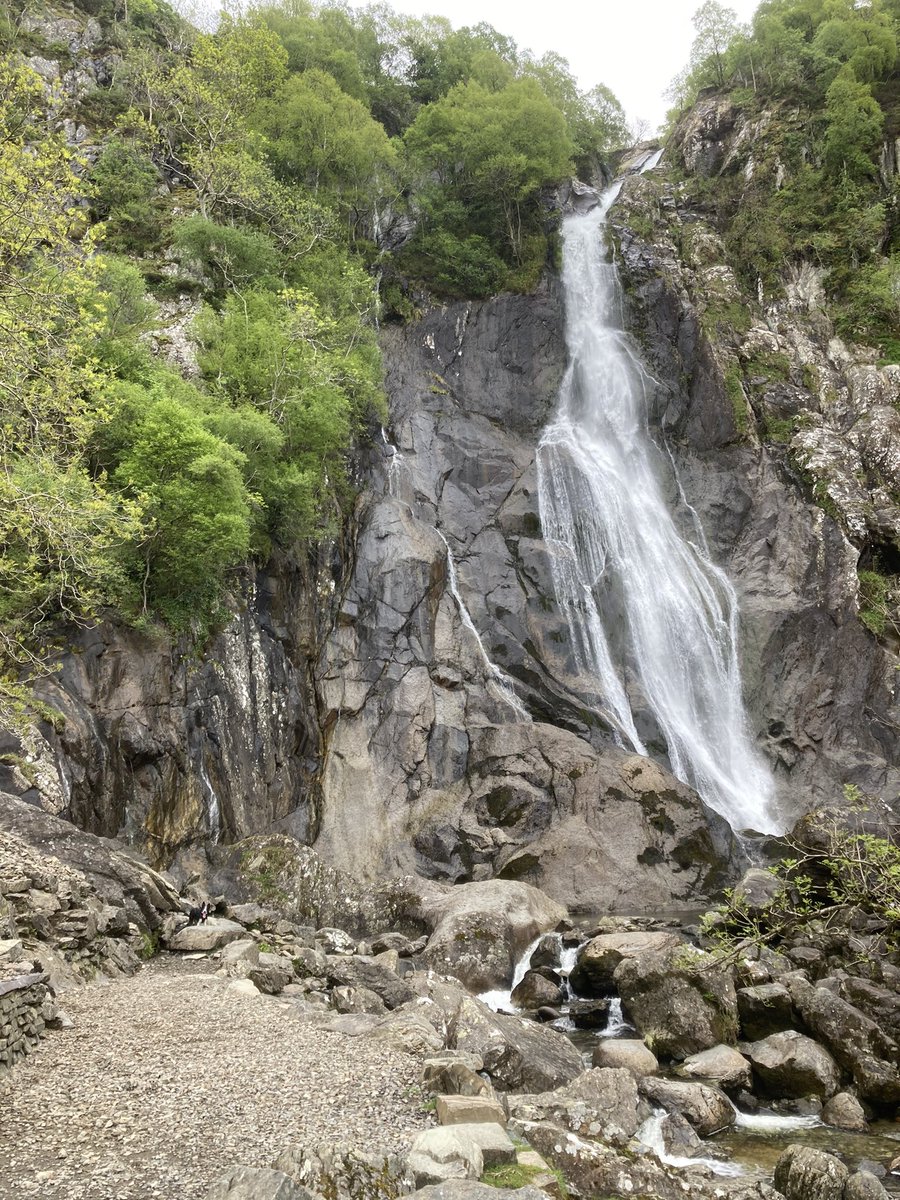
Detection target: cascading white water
<box><xmin>478</xmin><ymin>934</ymin><xmax>544</xmax><ymax>1012</ymax></box>
<box><xmin>536</xmin><ymin>179</ymin><xmax>781</xmax><ymax>835</ymax></box>
<box><xmin>636</xmin><ymin>1110</ymin><xmax>743</xmax><ymax>1177</ymax></box>
<box><xmin>198</xmin><ymin>757</ymin><xmax>221</xmax><ymax>843</ymax></box>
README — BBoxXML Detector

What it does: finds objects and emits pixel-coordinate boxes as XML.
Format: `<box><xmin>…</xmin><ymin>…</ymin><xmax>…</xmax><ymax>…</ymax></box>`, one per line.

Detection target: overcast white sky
<box><xmin>347</xmin><ymin>0</ymin><xmax>763</xmax><ymax>131</ymax></box>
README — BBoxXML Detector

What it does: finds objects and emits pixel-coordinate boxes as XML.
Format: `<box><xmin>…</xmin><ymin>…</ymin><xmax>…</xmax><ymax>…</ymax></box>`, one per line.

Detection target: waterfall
<box><xmin>477</xmin><ymin>934</ymin><xmax>543</xmax><ymax>1012</ymax></box>
<box><xmin>598</xmin><ymin>997</ymin><xmax>632</xmax><ymax>1038</ymax></box>
<box><xmin>198</xmin><ymin>757</ymin><xmax>221</xmax><ymax>843</ymax></box>
<box><xmin>536</xmin><ymin>178</ymin><xmax>781</xmax><ymax>835</ymax></box>
<box><xmin>636</xmin><ymin>1110</ymin><xmax>743</xmax><ymax>1177</ymax></box>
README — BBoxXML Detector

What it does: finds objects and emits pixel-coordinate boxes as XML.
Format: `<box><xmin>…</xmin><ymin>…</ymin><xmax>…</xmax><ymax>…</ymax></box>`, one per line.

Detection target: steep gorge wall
<box><xmin>609</xmin><ymin>108</ymin><xmax>900</xmax><ymax>811</ymax></box>
<box><xmin>3</xmin><ymin>137</ymin><xmax>898</xmax><ymax>907</ymax></box>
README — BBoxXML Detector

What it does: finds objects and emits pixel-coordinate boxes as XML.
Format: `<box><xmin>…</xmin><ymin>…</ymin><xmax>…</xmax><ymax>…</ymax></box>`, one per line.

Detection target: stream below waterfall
<box><xmin>476</xmin><ymin>922</ymin><xmax>900</xmax><ymax>1191</ymax></box>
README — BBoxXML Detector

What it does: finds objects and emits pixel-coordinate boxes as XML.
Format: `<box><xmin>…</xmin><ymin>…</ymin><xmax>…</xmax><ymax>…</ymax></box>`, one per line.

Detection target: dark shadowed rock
<box><xmin>510</xmin><ymin>969</ymin><xmax>564</xmax><ymax>1010</ymax></box>
<box><xmin>325</xmin><ymin>955</ymin><xmax>417</xmax><ymax>1010</ymax></box>
<box><xmin>737</xmin><ymin>982</ymin><xmax>796</xmax><ymax>1040</ymax></box>
<box><xmin>785</xmin><ymin>976</ymin><xmax>900</xmax><ymax>1105</ymax></box>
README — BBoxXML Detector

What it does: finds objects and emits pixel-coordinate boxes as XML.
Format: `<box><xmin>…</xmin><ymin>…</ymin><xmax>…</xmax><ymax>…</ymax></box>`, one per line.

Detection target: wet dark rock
<box><xmin>737</xmin><ymin>982</ymin><xmax>796</xmax><ymax>1040</ymax></box>
<box><xmin>567</xmin><ymin>998</ymin><xmax>612</xmax><ymax>1028</ymax></box>
<box><xmin>785</xmin><ymin>976</ymin><xmax>900</xmax><ymax>1106</ymax></box>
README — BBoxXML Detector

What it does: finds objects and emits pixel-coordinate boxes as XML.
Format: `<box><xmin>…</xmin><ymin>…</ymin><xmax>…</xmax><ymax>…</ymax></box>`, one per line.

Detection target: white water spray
<box><xmin>478</xmin><ymin>934</ymin><xmax>543</xmax><ymax>1012</ymax></box>
<box><xmin>198</xmin><ymin>757</ymin><xmax>221</xmax><ymax>843</ymax></box>
<box><xmin>536</xmin><ymin>177</ymin><xmax>781</xmax><ymax>834</ymax></box>
<box><xmin>637</xmin><ymin>1110</ymin><xmax>743</xmax><ymax>1177</ymax></box>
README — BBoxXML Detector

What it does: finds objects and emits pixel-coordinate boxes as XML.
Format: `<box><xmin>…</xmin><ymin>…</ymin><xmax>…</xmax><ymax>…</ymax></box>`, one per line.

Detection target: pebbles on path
<box><xmin>0</xmin><ymin>956</ymin><xmax>431</xmax><ymax>1200</ymax></box>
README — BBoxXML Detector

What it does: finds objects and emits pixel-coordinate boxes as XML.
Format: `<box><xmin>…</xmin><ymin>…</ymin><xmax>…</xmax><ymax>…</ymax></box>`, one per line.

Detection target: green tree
<box><xmin>823</xmin><ymin>68</ymin><xmax>883</xmax><ymax>178</ymax></box>
<box><xmin>113</xmin><ymin>396</ymin><xmax>251</xmax><ymax>626</ymax></box>
<box><xmin>254</xmin><ymin>69</ymin><xmax>398</xmax><ymax>229</ymax></box>
<box><xmin>405</xmin><ymin>78</ymin><xmax>573</xmax><ymax>263</ymax></box>
<box><xmin>131</xmin><ymin>15</ymin><xmax>287</xmax><ymax>218</ymax></box>
<box><xmin>691</xmin><ymin>0</ymin><xmax>741</xmax><ymax>87</ymax></box>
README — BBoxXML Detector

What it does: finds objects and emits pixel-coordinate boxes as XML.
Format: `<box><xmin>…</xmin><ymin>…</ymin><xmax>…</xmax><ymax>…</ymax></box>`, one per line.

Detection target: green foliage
<box><xmin>113</xmin><ymin>395</ymin><xmax>251</xmax><ymax>628</ymax></box>
<box><xmin>702</xmin><ymin>819</ymin><xmax>900</xmax><ymax>958</ymax></box>
<box><xmin>89</xmin><ymin>138</ymin><xmax>162</xmax><ymax>253</ymax></box>
<box><xmin>724</xmin><ymin>365</ymin><xmax>750</xmax><ymax>437</ymax></box>
<box><xmin>253</xmin><ymin>68</ymin><xmax>398</xmax><ymax>229</ymax></box>
<box><xmin>858</xmin><ymin>568</ymin><xmax>899</xmax><ymax>638</ymax></box>
<box><xmin>173</xmin><ymin>216</ymin><xmax>282</xmax><ymax>293</ymax></box>
<box><xmin>823</xmin><ymin>70</ymin><xmax>884</xmax><ymax>178</ymax></box>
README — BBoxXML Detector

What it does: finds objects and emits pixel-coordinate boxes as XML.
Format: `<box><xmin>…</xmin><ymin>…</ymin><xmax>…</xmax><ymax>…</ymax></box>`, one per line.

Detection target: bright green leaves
<box><xmin>253</xmin><ymin>69</ymin><xmax>398</xmax><ymax>228</ymax></box>
<box><xmin>403</xmin><ymin>78</ymin><xmax>573</xmax><ymax>289</ymax></box>
<box><xmin>113</xmin><ymin>398</ymin><xmax>251</xmax><ymax>626</ymax></box>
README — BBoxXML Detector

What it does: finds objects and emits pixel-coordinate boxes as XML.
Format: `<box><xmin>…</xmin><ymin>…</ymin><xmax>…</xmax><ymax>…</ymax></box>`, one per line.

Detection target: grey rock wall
<box><xmin>313</xmin><ymin>282</ymin><xmax>740</xmax><ymax>911</ymax></box>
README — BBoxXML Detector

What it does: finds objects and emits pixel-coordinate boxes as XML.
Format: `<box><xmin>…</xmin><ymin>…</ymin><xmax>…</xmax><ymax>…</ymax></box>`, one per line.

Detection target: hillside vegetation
<box><xmin>670</xmin><ymin>0</ymin><xmax>900</xmax><ymax>357</ymax></box>
<box><xmin>0</xmin><ymin>0</ymin><xmax>629</xmax><ymax>724</ymax></box>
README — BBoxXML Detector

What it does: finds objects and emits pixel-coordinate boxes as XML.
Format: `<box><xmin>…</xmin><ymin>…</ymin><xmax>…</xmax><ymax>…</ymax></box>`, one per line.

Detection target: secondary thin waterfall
<box><xmin>537</xmin><ymin>182</ymin><xmax>780</xmax><ymax>835</ymax></box>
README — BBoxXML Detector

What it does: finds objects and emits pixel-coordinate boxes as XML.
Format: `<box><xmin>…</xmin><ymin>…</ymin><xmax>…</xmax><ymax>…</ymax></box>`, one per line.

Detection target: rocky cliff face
<box><xmin>5</xmin><ymin>91</ymin><xmax>898</xmax><ymax>910</ymax></box>
<box><xmin>0</xmin><ymin>555</ymin><xmax>328</xmax><ymax>867</ymax></box>
<box><xmin>312</xmin><ymin>281</ymin><xmax>741</xmax><ymax>912</ymax></box>
<box><xmin>608</xmin><ymin>100</ymin><xmax>900</xmax><ymax>812</ymax></box>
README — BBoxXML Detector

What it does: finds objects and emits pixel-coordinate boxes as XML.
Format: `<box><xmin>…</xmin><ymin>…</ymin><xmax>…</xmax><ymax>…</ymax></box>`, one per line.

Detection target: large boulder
<box><xmin>407</xmin><ymin>1127</ymin><xmax>483</xmax><ymax>1187</ymax></box>
<box><xmin>737</xmin><ymin>982</ymin><xmax>796</xmax><ymax>1040</ymax></box>
<box><xmin>166</xmin><ymin>917</ymin><xmax>247</xmax><ymax>953</ymax></box>
<box><xmin>325</xmin><ymin>955</ymin><xmax>417</xmax><ymax>1010</ymax></box>
<box><xmin>773</xmin><ymin>1145</ymin><xmax>848</xmax><ymax>1200</ymax></box>
<box><xmin>450</xmin><ymin>995</ymin><xmax>583</xmax><ymax>1092</ymax></box>
<box><xmin>591</xmin><ymin>1039</ymin><xmax>659</xmax><ymax>1077</ymax></box>
<box><xmin>821</xmin><ymin>1092</ymin><xmax>867</xmax><ymax>1132</ymax></box>
<box><xmin>569</xmin><ymin>931</ymin><xmax>680</xmax><ymax>996</ymax></box>
<box><xmin>420</xmin><ymin>881</ymin><xmax>564</xmax><ymax>991</ymax></box>
<box><xmin>785</xmin><ymin>977</ymin><xmax>900</xmax><ymax>1105</ymax></box>
<box><xmin>748</xmin><ymin>1031</ymin><xmax>841</xmax><ymax>1099</ymax></box>
<box><xmin>614</xmin><ymin>944</ymin><xmax>738</xmax><ymax>1059</ymax></box>
<box><xmin>507</xmin><ymin>1067</ymin><xmax>643</xmax><ymax>1145</ymax></box>
<box><xmin>206</xmin><ymin>1167</ymin><xmax>314</xmax><ymax>1200</ymax></box>
<box><xmin>510</xmin><ymin>969</ymin><xmax>564</xmax><ymax>1009</ymax></box>
<box><xmin>638</xmin><ymin>1077</ymin><xmax>735</xmax><ymax>1136</ymax></box>
<box><xmin>679</xmin><ymin>1044</ymin><xmax>752</xmax><ymax>1093</ymax></box>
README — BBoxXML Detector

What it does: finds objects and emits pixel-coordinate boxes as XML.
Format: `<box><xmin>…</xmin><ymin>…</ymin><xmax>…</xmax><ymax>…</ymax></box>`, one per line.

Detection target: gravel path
<box><xmin>0</xmin><ymin>956</ymin><xmax>431</xmax><ymax>1200</ymax></box>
